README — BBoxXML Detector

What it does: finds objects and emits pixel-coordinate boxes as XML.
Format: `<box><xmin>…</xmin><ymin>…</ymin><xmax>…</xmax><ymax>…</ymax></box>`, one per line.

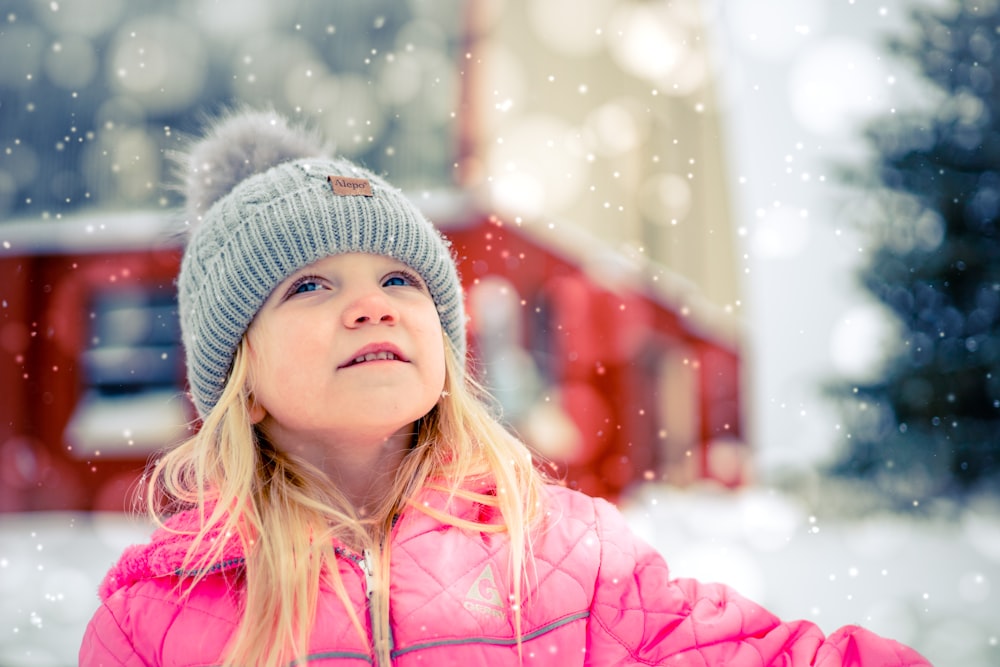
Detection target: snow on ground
<box><xmin>1</xmin><ymin>485</ymin><xmax>997</xmax><ymax>666</ymax></box>
<box><xmin>0</xmin><ymin>512</ymin><xmax>151</xmax><ymax>667</ymax></box>
<box><xmin>621</xmin><ymin>484</ymin><xmax>1000</xmax><ymax>667</ymax></box>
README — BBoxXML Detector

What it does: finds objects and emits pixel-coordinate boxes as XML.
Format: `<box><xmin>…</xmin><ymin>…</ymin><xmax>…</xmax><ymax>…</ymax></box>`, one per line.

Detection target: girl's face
<box><xmin>246</xmin><ymin>252</ymin><xmax>447</xmax><ymax>450</ymax></box>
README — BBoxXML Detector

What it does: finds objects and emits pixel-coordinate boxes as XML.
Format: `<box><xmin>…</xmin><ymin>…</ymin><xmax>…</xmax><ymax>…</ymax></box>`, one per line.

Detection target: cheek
<box><xmin>426</xmin><ymin>336</ymin><xmax>448</xmax><ymax>391</ymax></box>
<box><xmin>247</xmin><ymin>322</ymin><xmax>317</xmax><ymax>386</ymax></box>
<box><xmin>256</xmin><ymin>317</ymin><xmax>323</xmax><ymax>354</ymax></box>
<box><xmin>429</xmin><ymin>351</ymin><xmax>447</xmax><ymax>391</ymax></box>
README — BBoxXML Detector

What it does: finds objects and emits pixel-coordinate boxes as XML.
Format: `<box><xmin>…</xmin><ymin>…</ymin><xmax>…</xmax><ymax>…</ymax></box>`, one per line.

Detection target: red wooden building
<box><xmin>0</xmin><ymin>202</ymin><xmax>744</xmax><ymax>513</ymax></box>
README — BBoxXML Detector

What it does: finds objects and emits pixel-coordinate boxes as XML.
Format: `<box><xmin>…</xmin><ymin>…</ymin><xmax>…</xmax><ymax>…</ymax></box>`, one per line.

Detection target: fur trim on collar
<box><xmin>98</xmin><ymin>510</ymin><xmax>244</xmax><ymax>601</ymax></box>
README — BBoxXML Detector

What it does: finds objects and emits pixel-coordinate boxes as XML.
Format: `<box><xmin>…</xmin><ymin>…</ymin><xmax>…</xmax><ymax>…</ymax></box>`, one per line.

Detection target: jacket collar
<box><xmin>98</xmin><ymin>481</ymin><xmax>499</xmax><ymax>601</ymax></box>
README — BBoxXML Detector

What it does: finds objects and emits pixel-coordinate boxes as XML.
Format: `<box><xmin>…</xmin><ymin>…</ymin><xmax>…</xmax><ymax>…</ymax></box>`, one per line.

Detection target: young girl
<box><xmin>80</xmin><ymin>109</ymin><xmax>931</xmax><ymax>667</ymax></box>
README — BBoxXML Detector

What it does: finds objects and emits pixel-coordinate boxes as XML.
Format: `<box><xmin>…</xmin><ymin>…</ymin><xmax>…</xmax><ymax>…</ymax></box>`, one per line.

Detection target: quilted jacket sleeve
<box><xmin>585</xmin><ymin>497</ymin><xmax>932</xmax><ymax>666</ymax></box>
<box><xmin>79</xmin><ymin>601</ymin><xmax>145</xmax><ymax>667</ymax></box>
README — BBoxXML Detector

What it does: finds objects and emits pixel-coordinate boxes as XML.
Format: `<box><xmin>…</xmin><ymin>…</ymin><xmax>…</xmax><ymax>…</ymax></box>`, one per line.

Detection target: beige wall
<box><xmin>461</xmin><ymin>0</ymin><xmax>739</xmax><ymax>319</ymax></box>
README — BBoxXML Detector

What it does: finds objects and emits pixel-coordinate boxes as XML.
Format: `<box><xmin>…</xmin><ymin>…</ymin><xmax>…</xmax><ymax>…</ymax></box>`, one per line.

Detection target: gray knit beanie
<box><xmin>177</xmin><ymin>109</ymin><xmax>465</xmax><ymax>418</ymax></box>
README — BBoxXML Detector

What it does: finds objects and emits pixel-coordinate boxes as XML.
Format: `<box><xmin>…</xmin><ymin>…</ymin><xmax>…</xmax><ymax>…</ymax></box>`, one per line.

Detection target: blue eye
<box><xmin>383</xmin><ymin>270</ymin><xmax>422</xmax><ymax>288</ymax></box>
<box><xmin>288</xmin><ymin>277</ymin><xmax>323</xmax><ymax>296</ymax></box>
<box><xmin>294</xmin><ymin>281</ymin><xmax>320</xmax><ymax>293</ymax></box>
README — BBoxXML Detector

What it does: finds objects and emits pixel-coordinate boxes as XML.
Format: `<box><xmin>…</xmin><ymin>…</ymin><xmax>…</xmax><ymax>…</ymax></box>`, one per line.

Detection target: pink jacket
<box><xmin>80</xmin><ymin>485</ymin><xmax>930</xmax><ymax>666</ymax></box>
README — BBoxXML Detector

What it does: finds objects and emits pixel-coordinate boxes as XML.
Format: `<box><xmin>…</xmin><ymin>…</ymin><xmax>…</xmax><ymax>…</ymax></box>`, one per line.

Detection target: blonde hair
<box><xmin>145</xmin><ymin>335</ymin><xmax>548</xmax><ymax>667</ymax></box>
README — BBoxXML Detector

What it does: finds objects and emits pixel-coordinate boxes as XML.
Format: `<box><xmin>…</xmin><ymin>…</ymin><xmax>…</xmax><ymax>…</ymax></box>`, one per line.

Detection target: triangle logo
<box><xmin>463</xmin><ymin>563</ymin><xmax>506</xmax><ymax>619</ymax></box>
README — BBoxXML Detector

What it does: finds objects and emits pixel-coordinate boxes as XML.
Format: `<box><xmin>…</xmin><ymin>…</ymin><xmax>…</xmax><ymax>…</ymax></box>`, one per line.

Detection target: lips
<box><xmin>340</xmin><ymin>343</ymin><xmax>408</xmax><ymax>368</ymax></box>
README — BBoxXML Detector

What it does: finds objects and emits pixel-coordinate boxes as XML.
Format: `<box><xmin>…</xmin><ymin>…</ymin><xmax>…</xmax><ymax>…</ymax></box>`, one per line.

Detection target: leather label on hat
<box><xmin>328</xmin><ymin>175</ymin><xmax>374</xmax><ymax>196</ymax></box>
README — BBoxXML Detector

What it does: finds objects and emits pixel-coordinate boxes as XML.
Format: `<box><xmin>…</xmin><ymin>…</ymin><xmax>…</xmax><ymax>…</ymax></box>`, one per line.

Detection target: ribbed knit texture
<box><xmin>178</xmin><ymin>157</ymin><xmax>465</xmax><ymax>418</ymax></box>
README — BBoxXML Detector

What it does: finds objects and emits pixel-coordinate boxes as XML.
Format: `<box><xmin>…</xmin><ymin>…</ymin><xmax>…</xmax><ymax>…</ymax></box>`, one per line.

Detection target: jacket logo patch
<box><xmin>463</xmin><ymin>563</ymin><xmax>506</xmax><ymax>619</ymax></box>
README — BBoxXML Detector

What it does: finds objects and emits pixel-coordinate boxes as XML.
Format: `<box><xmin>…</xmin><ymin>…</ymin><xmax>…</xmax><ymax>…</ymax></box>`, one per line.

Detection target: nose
<box><xmin>342</xmin><ymin>289</ymin><xmax>399</xmax><ymax>328</ymax></box>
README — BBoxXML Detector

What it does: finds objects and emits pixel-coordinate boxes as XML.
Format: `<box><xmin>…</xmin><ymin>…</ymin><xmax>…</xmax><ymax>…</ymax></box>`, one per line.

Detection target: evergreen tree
<box><xmin>831</xmin><ymin>0</ymin><xmax>1000</xmax><ymax>500</ymax></box>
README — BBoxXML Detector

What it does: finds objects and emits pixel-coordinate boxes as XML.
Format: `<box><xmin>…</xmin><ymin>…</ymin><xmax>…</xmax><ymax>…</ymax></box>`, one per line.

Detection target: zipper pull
<box><xmin>362</xmin><ymin>549</ymin><xmax>376</xmax><ymax>600</ymax></box>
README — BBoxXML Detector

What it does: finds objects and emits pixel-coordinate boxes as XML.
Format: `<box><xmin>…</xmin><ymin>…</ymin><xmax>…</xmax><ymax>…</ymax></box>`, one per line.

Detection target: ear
<box><xmin>242</xmin><ymin>335</ymin><xmax>266</xmax><ymax>424</ymax></box>
<box><xmin>248</xmin><ymin>394</ymin><xmax>267</xmax><ymax>424</ymax></box>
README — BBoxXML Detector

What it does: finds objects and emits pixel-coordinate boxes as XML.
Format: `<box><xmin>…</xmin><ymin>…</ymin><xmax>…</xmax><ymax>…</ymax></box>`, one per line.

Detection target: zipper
<box><xmin>334</xmin><ymin>545</ymin><xmax>375</xmax><ymax>603</ymax></box>
<box><xmin>336</xmin><ymin>546</ymin><xmax>383</xmax><ymax>663</ymax></box>
<box><xmin>361</xmin><ymin>549</ymin><xmax>376</xmax><ymax>603</ymax></box>
<box><xmin>361</xmin><ymin>549</ymin><xmax>381</xmax><ymax>664</ymax></box>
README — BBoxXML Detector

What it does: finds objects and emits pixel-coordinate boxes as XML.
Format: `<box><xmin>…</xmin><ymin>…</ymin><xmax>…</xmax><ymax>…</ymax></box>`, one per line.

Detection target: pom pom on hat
<box><xmin>179</xmin><ymin>108</ymin><xmax>325</xmax><ymax>219</ymax></box>
<box><xmin>176</xmin><ymin>109</ymin><xmax>466</xmax><ymax>418</ymax></box>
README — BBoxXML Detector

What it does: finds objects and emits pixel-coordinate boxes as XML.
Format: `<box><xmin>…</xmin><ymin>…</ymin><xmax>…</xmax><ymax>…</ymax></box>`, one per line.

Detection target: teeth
<box><xmin>353</xmin><ymin>351</ymin><xmax>397</xmax><ymax>364</ymax></box>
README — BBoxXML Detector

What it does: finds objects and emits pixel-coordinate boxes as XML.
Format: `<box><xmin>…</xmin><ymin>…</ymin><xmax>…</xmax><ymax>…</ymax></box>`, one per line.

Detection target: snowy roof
<box><xmin>425</xmin><ymin>189</ymin><xmax>742</xmax><ymax>349</ymax></box>
<box><xmin>0</xmin><ymin>209</ymin><xmax>185</xmax><ymax>256</ymax></box>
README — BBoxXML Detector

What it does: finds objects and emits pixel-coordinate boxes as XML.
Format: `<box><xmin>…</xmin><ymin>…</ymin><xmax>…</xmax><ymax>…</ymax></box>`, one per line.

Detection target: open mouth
<box><xmin>348</xmin><ymin>351</ymin><xmax>400</xmax><ymax>366</ymax></box>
